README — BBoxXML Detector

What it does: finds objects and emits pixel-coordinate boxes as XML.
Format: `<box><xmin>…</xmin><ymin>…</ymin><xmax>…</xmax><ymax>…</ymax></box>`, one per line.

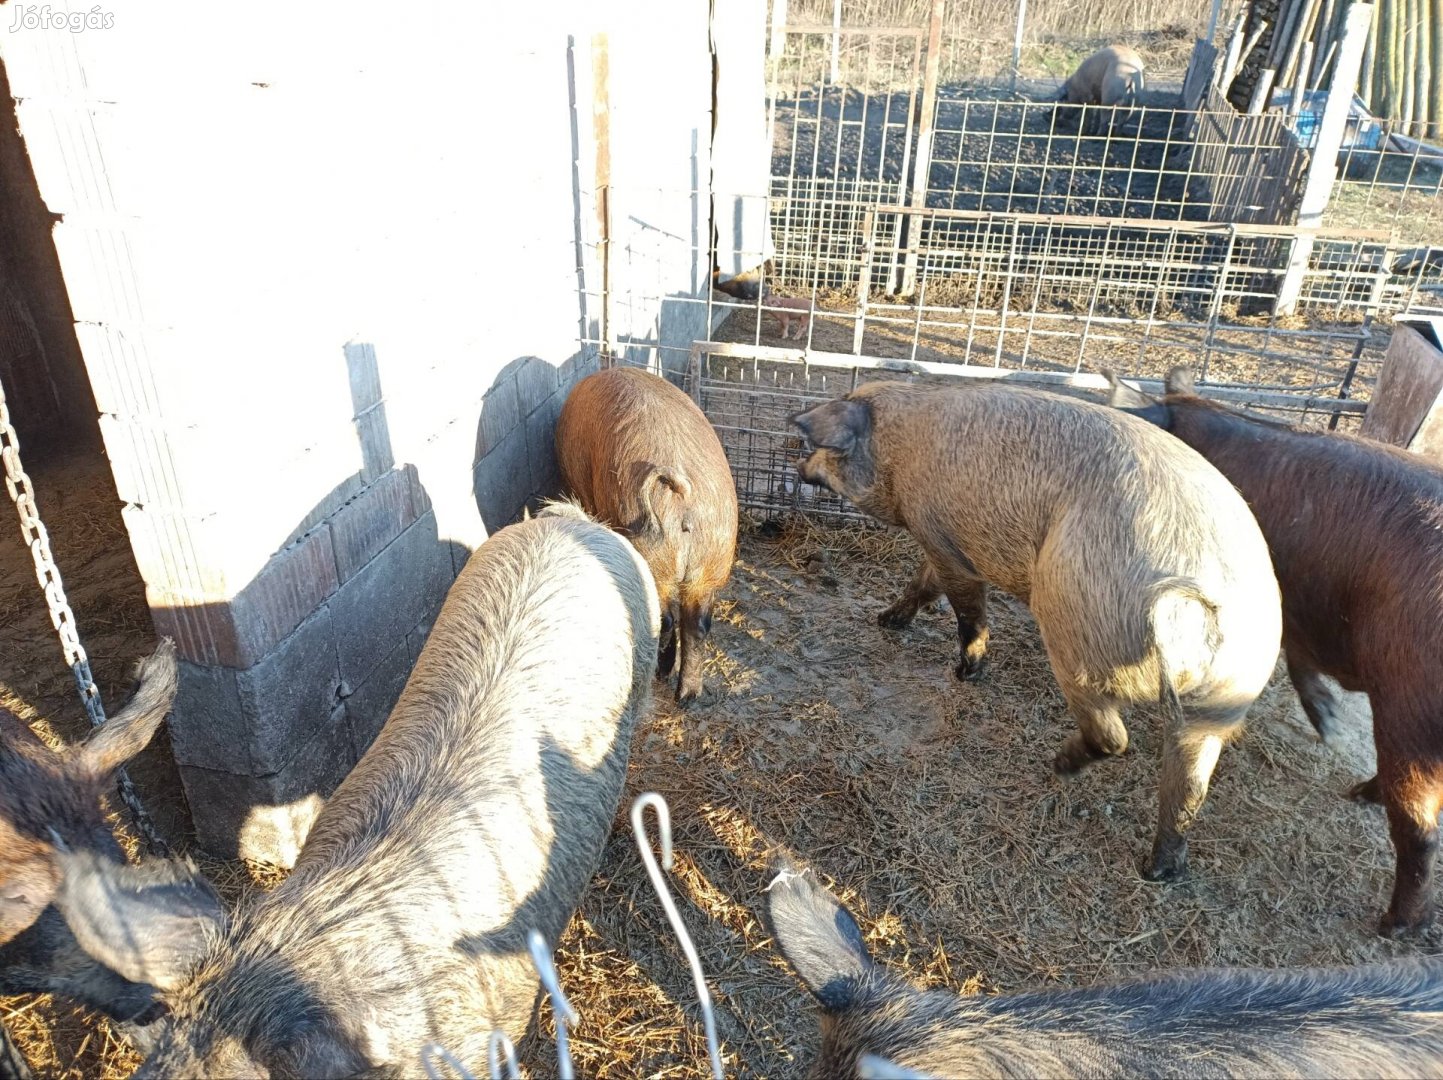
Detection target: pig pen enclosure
<box><xmin>1</xmin><ymin>437</ymin><xmax>1433</xmax><ymax>1079</ymax></box>
<box><xmin>7</xmin><ymin>10</ymin><xmax>1443</xmax><ymax>1080</ymax></box>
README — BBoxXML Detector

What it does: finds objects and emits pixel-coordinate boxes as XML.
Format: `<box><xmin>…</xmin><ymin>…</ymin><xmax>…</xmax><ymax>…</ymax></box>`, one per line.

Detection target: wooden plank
<box><xmin>897</xmin><ymin>0</ymin><xmax>944</xmax><ymax>297</ymax></box>
<box><xmin>1359</xmin><ymin>322</ymin><xmax>1443</xmax><ymax>462</ymax></box>
<box><xmin>592</xmin><ymin>33</ymin><xmax>614</xmax><ymax>363</ymax></box>
<box><xmin>1275</xmin><ymin>2</ymin><xmax>1375</xmax><ymax>313</ymax></box>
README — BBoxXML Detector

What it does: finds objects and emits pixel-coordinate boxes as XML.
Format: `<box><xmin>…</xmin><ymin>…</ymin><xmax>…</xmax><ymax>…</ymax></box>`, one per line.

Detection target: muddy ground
<box><xmin>4</xmin><ymin>448</ymin><xmax>1438</xmax><ymax>1079</ymax></box>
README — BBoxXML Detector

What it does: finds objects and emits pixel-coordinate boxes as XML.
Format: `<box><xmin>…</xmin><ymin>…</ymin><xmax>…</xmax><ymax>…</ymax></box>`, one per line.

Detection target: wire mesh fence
<box><xmin>581</xmin><ymin>6</ymin><xmax>1441</xmax><ymax>526</ymax></box>
<box><xmin>1325</xmin><ymin>116</ymin><xmax>1443</xmax><ymax>241</ymax></box>
<box><xmin>678</xmin><ymin>339</ymin><xmax>1378</xmax><ymax>523</ymax></box>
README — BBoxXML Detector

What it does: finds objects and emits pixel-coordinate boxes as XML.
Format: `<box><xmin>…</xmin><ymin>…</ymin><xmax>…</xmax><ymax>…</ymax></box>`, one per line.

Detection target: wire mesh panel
<box><xmin>769</xmin><ymin>175</ymin><xmax>903</xmax><ymax>290</ymax></box>
<box><xmin>769</xmin><ymin>25</ymin><xmax>926</xmax><ymax>187</ymax></box>
<box><xmin>689</xmin><ymin>354</ymin><xmax>873</xmax><ymax>524</ymax></box>
<box><xmin>684</xmin><ymin>341</ymin><xmax>1377</xmax><ymax>524</ymax></box>
<box><xmin>922</xmin><ymin>96</ymin><xmax>1304</xmax><ymax>224</ymax></box>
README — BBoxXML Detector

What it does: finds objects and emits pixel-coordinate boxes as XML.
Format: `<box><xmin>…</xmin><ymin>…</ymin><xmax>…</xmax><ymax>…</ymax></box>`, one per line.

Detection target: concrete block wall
<box><xmin>0</xmin><ymin>0</ymin><xmax>733</xmax><ymax>863</ymax></box>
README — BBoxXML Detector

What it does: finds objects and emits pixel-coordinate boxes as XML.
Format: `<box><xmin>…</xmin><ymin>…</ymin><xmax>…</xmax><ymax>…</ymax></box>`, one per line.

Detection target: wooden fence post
<box><xmin>1274</xmin><ymin>1</ymin><xmax>1373</xmax><ymax>315</ymax></box>
<box><xmin>897</xmin><ymin>0</ymin><xmax>944</xmax><ymax>297</ymax></box>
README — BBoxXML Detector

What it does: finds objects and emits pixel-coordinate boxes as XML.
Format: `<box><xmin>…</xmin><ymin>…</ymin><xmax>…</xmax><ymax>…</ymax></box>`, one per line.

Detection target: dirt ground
<box><xmin>773</xmin><ymin>79</ymin><xmax>1202</xmax><ymax>222</ymax></box>
<box><xmin>5</xmin><ymin>448</ymin><xmax>1440</xmax><ymax>1079</ymax></box>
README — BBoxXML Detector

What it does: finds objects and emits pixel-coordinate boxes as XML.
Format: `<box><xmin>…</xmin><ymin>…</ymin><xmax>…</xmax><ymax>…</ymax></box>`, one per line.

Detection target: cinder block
<box><xmin>329</xmin><ymin>467</ymin><xmax>422</xmax><ymax>583</ymax></box>
<box><xmin>477</xmin><ymin>373</ymin><xmax>521</xmax><ymax>459</ymax></box>
<box><xmin>282</xmin><ymin>474</ymin><xmax>367</xmax><ymax>548</ymax></box>
<box><xmin>407</xmin><ymin>619</ymin><xmax>434</xmax><ymax>662</ymax></box>
<box><xmin>343</xmin><ymin>637</ymin><xmax>415</xmax><ymax>757</ymax></box>
<box><xmin>235</xmin><ymin>607</ymin><xmax>343</xmax><ymax>775</ymax></box>
<box><xmin>168</xmin><ymin>608</ymin><xmax>341</xmax><ymax>776</ymax></box>
<box><xmin>149</xmin><ymin>522</ymin><xmax>339</xmax><ymax>668</ymax></box>
<box><xmin>330</xmin><ymin>510</ymin><xmax>455</xmax><ymax>686</ymax></box>
<box><xmin>355</xmin><ymin>404</ymin><xmax>395</xmax><ymax>483</ymax></box>
<box><xmin>228</xmin><ymin>524</ymin><xmax>340</xmax><ymax>667</ymax></box>
<box><xmin>524</xmin><ymin>391</ymin><xmax>562</xmax><ymax>497</ymax></box>
<box><xmin>170</xmin><ymin>659</ymin><xmax>251</xmax><ymax>773</ymax></box>
<box><xmin>515</xmin><ymin>357</ymin><xmax>561</xmax><ymax>414</ymax></box>
<box><xmin>181</xmin><ymin>703</ymin><xmax>356</xmax><ymax>866</ymax></box>
<box><xmin>403</xmin><ymin>462</ymin><xmax>433</xmax><ymax>517</ymax></box>
<box><xmin>150</xmin><ymin>594</ymin><xmax>244</xmax><ymax>674</ymax></box>
<box><xmin>474</xmin><ymin>425</ymin><xmax>534</xmax><ymax>531</ymax></box>
<box><xmin>558</xmin><ymin>350</ymin><xmax>599</xmax><ymax>390</ymax></box>
<box><xmin>102</xmin><ymin>410</ymin><xmax>362</xmax><ymax>520</ymax></box>
<box><xmin>417</xmin><ymin>417</ymin><xmax>483</xmax><ymax>487</ymax></box>
<box><xmin>75</xmin><ymin>322</ymin><xmax>159</xmax><ymax>419</ymax></box>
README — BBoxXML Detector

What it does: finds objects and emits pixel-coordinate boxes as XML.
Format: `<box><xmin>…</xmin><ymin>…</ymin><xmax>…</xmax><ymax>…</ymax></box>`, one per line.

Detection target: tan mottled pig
<box><xmin>790</xmin><ymin>380</ymin><xmax>1281</xmax><ymax>882</ymax></box>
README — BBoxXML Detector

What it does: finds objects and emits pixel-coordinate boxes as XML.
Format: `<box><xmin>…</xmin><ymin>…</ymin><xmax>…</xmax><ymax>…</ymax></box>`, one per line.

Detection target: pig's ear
<box><xmin>54</xmin><ymin>849</ymin><xmax>224</xmax><ymax>991</ymax></box>
<box><xmin>789</xmin><ymin>399</ymin><xmax>870</xmax><ymax>454</ymax></box>
<box><xmin>765</xmin><ymin>866</ymin><xmax>874</xmax><ymax>1011</ymax></box>
<box><xmin>72</xmin><ymin>640</ymin><xmax>178</xmax><ymax>778</ymax></box>
<box><xmin>1164</xmin><ymin>366</ymin><xmax>1197</xmax><ymax>396</ymax></box>
<box><xmin>1102</xmin><ymin>369</ymin><xmax>1156</xmax><ymax>409</ymax></box>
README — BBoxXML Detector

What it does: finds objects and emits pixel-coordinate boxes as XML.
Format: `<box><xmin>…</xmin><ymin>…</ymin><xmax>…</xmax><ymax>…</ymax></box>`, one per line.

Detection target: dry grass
<box><xmin>6</xmin><ymin>454</ymin><xmax>1441</xmax><ymax>1079</ymax></box>
<box><xmin>776</xmin><ymin>0</ymin><xmax>1206</xmax><ymax>82</ymax></box>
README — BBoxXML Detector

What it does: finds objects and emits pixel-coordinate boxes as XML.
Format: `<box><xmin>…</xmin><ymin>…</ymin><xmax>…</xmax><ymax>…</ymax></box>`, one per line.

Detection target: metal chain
<box><xmin>0</xmin><ymin>380</ymin><xmax>169</xmax><ymax>858</ymax></box>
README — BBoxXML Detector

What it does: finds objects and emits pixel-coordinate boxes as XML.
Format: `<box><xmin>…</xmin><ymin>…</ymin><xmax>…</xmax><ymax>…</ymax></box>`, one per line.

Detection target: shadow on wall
<box><xmin>154</xmin><ymin>344</ymin><xmax>467</xmax><ymax>865</ymax></box>
<box><xmin>473</xmin><ymin>353</ymin><xmax>595</xmax><ymax>535</ymax></box>
<box><xmin>605</xmin><ymin>291</ymin><xmax>712</xmax><ymax>382</ymax></box>
<box><xmin>0</xmin><ymin>54</ymin><xmax>99</xmax><ymax>455</ymax></box>
<box><xmin>157</xmin><ymin>343</ymin><xmax>596</xmax><ymax>865</ymax></box>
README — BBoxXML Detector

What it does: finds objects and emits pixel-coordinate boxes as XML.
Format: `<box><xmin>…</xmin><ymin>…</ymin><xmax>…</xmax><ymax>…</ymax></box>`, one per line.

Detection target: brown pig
<box><xmin>1108</xmin><ymin>366</ymin><xmax>1443</xmax><ymax>936</ymax></box>
<box><xmin>556</xmin><ymin>365</ymin><xmax>739</xmax><ymax>704</ymax></box>
<box><xmin>790</xmin><ymin>380</ymin><xmax>1282</xmax><ymax>882</ymax></box>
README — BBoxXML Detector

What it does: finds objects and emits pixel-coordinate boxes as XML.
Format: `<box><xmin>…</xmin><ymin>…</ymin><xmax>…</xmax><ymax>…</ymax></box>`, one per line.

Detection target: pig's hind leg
<box><xmin>1054</xmin><ymin>685</ymin><xmax>1130</xmax><ymax>776</ymax></box>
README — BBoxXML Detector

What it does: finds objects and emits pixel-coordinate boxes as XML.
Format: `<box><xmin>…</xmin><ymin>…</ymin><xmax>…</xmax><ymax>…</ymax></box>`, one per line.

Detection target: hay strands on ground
<box><xmin>631</xmin><ymin>791</ymin><xmax>726</xmax><ymax>1080</ymax></box>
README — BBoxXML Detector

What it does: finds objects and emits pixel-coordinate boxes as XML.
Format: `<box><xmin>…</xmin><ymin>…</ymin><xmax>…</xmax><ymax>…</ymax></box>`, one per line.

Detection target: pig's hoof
<box><xmin>1349</xmin><ymin>776</ymin><xmax>1384</xmax><ymax>804</ymax></box>
<box><xmin>1308</xmin><ymin>708</ymin><xmax>1341</xmax><ymax>744</ymax></box>
<box><xmin>1140</xmin><ymin>851</ymin><xmax>1189</xmax><ymax>883</ymax></box>
<box><xmin>954</xmin><ymin>655</ymin><xmax>988</xmax><ymax>682</ymax></box>
<box><xmin>1378</xmin><ymin>908</ymin><xmax>1432</xmax><ymax>939</ymax></box>
<box><xmin>877</xmin><ymin>606</ymin><xmax>915</xmax><ymax>630</ymax></box>
<box><xmin>676</xmin><ymin>680</ymin><xmax>704</xmax><ymax>707</ymax></box>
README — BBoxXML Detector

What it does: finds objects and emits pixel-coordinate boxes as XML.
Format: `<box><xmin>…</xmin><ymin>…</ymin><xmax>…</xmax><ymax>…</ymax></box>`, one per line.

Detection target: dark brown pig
<box><xmin>0</xmin><ymin>640</ymin><xmax>221</xmax><ymax>1020</ymax></box>
<box><xmin>556</xmin><ymin>365</ymin><xmax>739</xmax><ymax>704</ymax></box>
<box><xmin>790</xmin><ymin>380</ymin><xmax>1282</xmax><ymax>882</ymax></box>
<box><xmin>1108</xmin><ymin>366</ymin><xmax>1443</xmax><ymax>936</ymax></box>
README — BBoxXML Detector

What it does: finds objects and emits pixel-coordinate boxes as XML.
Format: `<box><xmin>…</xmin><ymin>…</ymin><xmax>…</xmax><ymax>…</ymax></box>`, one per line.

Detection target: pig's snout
<box><xmin>796</xmin><ymin>454</ymin><xmax>829</xmax><ymax>490</ymax></box>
